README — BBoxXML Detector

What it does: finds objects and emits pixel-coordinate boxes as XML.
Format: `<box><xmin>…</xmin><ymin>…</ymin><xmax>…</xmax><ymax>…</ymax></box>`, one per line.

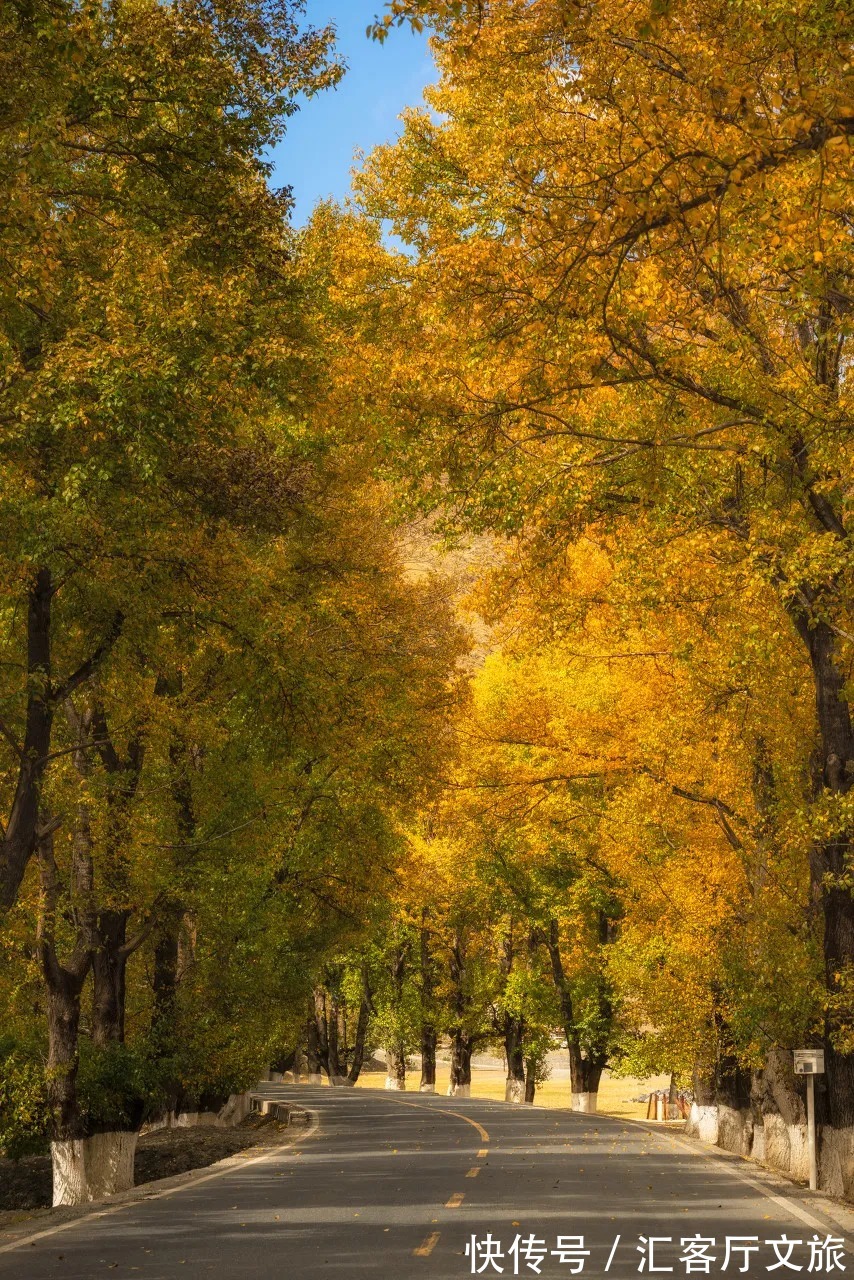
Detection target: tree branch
<box><xmin>52</xmin><ymin>612</ymin><xmax>124</xmax><ymax>704</ymax></box>
<box><xmin>0</xmin><ymin>717</ymin><xmax>24</xmax><ymax>761</ymax></box>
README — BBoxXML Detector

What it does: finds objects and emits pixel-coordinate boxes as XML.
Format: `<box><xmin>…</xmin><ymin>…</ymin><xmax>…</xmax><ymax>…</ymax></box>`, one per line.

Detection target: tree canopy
<box><xmin>3</xmin><ymin>0</ymin><xmax>854</xmax><ymax>1207</ymax></box>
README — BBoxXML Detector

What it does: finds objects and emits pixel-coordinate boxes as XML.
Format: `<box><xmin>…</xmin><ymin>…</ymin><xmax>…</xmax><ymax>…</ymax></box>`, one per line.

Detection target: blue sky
<box><xmin>270</xmin><ymin>2</ymin><xmax>435</xmax><ymax>226</ymax></box>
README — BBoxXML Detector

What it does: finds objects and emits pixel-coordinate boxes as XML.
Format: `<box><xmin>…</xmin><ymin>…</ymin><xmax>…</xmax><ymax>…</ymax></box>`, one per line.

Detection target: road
<box><xmin>1</xmin><ymin>1085</ymin><xmax>851</xmax><ymax>1279</ymax></box>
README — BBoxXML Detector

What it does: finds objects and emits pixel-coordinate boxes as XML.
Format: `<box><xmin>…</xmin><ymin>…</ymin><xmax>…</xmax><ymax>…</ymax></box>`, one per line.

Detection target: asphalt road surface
<box><xmin>1</xmin><ymin>1084</ymin><xmax>851</xmax><ymax>1279</ymax></box>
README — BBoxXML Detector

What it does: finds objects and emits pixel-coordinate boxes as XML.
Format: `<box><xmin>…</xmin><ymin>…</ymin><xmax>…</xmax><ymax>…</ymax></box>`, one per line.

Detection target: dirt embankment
<box><xmin>0</xmin><ymin>1116</ymin><xmax>281</xmax><ymax>1218</ymax></box>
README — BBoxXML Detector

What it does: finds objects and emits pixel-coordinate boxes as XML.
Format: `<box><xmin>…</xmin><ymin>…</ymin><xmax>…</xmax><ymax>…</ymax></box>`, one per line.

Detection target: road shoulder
<box><xmin>0</xmin><ymin>1108</ymin><xmax>318</xmax><ymax>1255</ymax></box>
<box><xmin>631</xmin><ymin>1117</ymin><xmax>854</xmax><ymax>1240</ymax></box>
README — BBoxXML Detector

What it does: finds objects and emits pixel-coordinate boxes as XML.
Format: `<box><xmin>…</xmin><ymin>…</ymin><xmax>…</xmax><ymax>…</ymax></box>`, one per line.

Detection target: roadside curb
<box><xmin>247</xmin><ymin>1096</ymin><xmax>312</xmax><ymax>1126</ymax></box>
<box><xmin>0</xmin><ymin>1108</ymin><xmax>319</xmax><ymax>1255</ymax></box>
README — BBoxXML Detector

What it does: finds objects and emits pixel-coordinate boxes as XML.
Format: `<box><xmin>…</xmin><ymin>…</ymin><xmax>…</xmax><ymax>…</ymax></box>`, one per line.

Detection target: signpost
<box><xmin>793</xmin><ymin>1049</ymin><xmax>825</xmax><ymax>1190</ymax></box>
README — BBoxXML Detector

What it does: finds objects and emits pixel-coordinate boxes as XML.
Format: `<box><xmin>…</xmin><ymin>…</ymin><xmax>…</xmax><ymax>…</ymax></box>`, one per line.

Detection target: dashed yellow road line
<box><xmin>381</xmin><ymin>1095</ymin><xmax>488</xmax><ymax>1222</ymax></box>
<box><xmin>414</xmin><ymin>1231</ymin><xmax>441</xmax><ymax>1257</ymax></box>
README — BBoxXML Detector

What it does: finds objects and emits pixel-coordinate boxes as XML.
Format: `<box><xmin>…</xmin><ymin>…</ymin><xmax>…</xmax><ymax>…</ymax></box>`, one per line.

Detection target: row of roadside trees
<box><xmin>0</xmin><ymin>0</ymin><xmax>462</xmax><ymax>1205</ymax></box>
<box><xmin>293</xmin><ymin>0</ymin><xmax>854</xmax><ymax>1199</ymax></box>
<box><xmin>4</xmin><ymin>0</ymin><xmax>854</xmax><ymax>1209</ymax></box>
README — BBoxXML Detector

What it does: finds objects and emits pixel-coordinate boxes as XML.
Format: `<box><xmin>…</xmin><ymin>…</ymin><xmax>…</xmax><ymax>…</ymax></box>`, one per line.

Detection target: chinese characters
<box><xmin>464</xmin><ymin>1233</ymin><xmax>846</xmax><ymax>1276</ymax></box>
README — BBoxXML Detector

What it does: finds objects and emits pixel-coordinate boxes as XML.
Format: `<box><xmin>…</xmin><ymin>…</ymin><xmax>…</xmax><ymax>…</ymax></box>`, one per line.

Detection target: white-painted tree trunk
<box><xmin>818</xmin><ymin>1125</ymin><xmax>854</xmax><ymax>1199</ymax></box>
<box><xmin>51</xmin><ymin>1131</ymin><xmax>138</xmax><ymax>1205</ymax></box>
<box><xmin>51</xmin><ymin>1139</ymin><xmax>90</xmax><ymax>1206</ymax></box>
<box><xmin>419</xmin><ymin>1082</ymin><xmax>436</xmax><ymax>1094</ymax></box>
<box><xmin>447</xmin><ymin>1082</ymin><xmax>471</xmax><ymax>1097</ymax></box>
<box><xmin>571</xmin><ymin>1092</ymin><xmax>598</xmax><ymax>1114</ymax></box>
<box><xmin>686</xmin><ymin>1102</ymin><xmax>719</xmax><ymax>1145</ymax></box>
<box><xmin>86</xmin><ymin>1131</ymin><xmax>138</xmax><ymax>1199</ymax></box>
<box><xmin>308</xmin><ymin>1072</ymin><xmax>322</xmax><ymax>1084</ymax></box>
<box><xmin>505</xmin><ymin>1078</ymin><xmax>525</xmax><ymax>1104</ymax></box>
<box><xmin>176</xmin><ymin>1110</ymin><xmax>202</xmax><ymax>1127</ymax></box>
<box><xmin>761</xmin><ymin>1113</ymin><xmax>810</xmax><ymax>1180</ymax></box>
<box><xmin>385</xmin><ymin>1076</ymin><xmax>405</xmax><ymax>1090</ymax></box>
<box><xmin>697</xmin><ymin>1104</ymin><xmax>719</xmax><ymax>1145</ymax></box>
<box><xmin>717</xmin><ymin>1104</ymin><xmax>753</xmax><ymax>1155</ymax></box>
<box><xmin>751</xmin><ymin>1123</ymin><xmax>766</xmax><ymax>1162</ymax></box>
<box><xmin>217</xmin><ymin>1093</ymin><xmax>251</xmax><ymax>1126</ymax></box>
<box><xmin>140</xmin><ymin>1114</ymin><xmax>171</xmax><ymax>1135</ymax></box>
<box><xmin>684</xmin><ymin>1102</ymin><xmax>854</xmax><ymax>1198</ymax></box>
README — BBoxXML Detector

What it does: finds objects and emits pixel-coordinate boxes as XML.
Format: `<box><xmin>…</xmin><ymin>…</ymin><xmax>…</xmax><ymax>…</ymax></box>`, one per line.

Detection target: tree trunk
<box><xmin>0</xmin><ymin>568</ymin><xmax>54</xmax><ymax>910</ymax></box>
<box><xmin>90</xmin><ymin>908</ymin><xmax>147</xmax><ymax>1161</ymax></box>
<box><xmin>717</xmin><ymin>1052</ymin><xmax>752</xmax><ymax>1110</ymax></box>
<box><xmin>420</xmin><ymin>1023</ymin><xmax>437</xmax><ymax>1093</ymax></box>
<box><xmin>385</xmin><ymin>1044</ymin><xmax>407</xmax><ymax>1090</ymax></box>
<box><xmin>504</xmin><ymin>1016</ymin><xmax>526</xmax><ymax>1103</ymax></box>
<box><xmin>313</xmin><ymin>988</ymin><xmax>330</xmax><ymax>1079</ymax></box>
<box><xmin>714</xmin><ymin>1051</ymin><xmax>754</xmax><ymax>1154</ymax></box>
<box><xmin>83</xmin><ymin>1130</ymin><xmax>138</xmax><ymax>1200</ymax></box>
<box><xmin>60</xmin><ymin>696</ymin><xmax>147</xmax><ymax>1193</ymax></box>
<box><xmin>568</xmin><ymin>1045</ymin><xmax>604</xmax><ymax>1112</ymax></box>
<box><xmin>151</xmin><ymin>723</ymin><xmax>199</xmax><ymax>1052</ymax></box>
<box><xmin>37</xmin><ymin>819</ymin><xmax>94</xmax><ymax>1206</ymax></box>
<box><xmin>347</xmin><ymin>971</ymin><xmax>373</xmax><ymax>1084</ymax></box>
<box><xmin>326</xmin><ymin>990</ymin><xmax>345</xmax><ymax>1083</ymax></box>
<box><xmin>0</xmin><ymin>579</ymin><xmax>122</xmax><ymax>912</ymax></box>
<box><xmin>667</xmin><ymin>1074</ymin><xmax>681</xmax><ymax>1121</ymax></box>
<box><xmin>524</xmin><ymin>1056</ymin><xmax>537</xmax><ymax>1105</ymax></box>
<box><xmin>686</xmin><ymin>1062</ymin><xmax>720</xmax><ymax>1144</ymax></box>
<box><xmin>448</xmin><ymin>1029</ymin><xmax>473</xmax><ymax>1097</ymax></box>
<box><xmin>89</xmin><ymin>701</ymin><xmax>144</xmax><ymax>1050</ymax></box>
<box><xmin>789</xmin><ymin>612</ymin><xmax>854</xmax><ymax>1126</ymax></box>
<box><xmin>419</xmin><ymin>919</ymin><xmax>437</xmax><ymax>1092</ymax></box>
<box><xmin>150</xmin><ymin>906</ymin><xmax>184</xmax><ymax>1115</ymax></box>
<box><xmin>45</xmin><ymin>962</ymin><xmax>86</xmax><ymax>1142</ymax></box>
<box><xmin>306</xmin><ymin>1013</ymin><xmax>322</xmax><ymax>1084</ymax></box>
<box><xmin>382</xmin><ymin>938</ymin><xmax>411</xmax><ymax>1090</ymax></box>
<box><xmin>153</xmin><ymin>727</ymin><xmax>199</xmax><ymax>1044</ymax></box>
<box><xmin>819</xmin><ymin>843</ymin><xmax>854</xmax><ymax>1126</ymax></box>
<box><xmin>447</xmin><ymin>933</ymin><xmax>476</xmax><ymax>1095</ymax></box>
<box><xmin>92</xmin><ymin>908</ymin><xmax>130</xmax><ymax>1047</ymax></box>
<box><xmin>499</xmin><ymin>928</ymin><xmax>525</xmax><ymax>1102</ymax></box>
<box><xmin>540</xmin><ymin>919</ymin><xmax>607</xmax><ymax>1112</ymax></box>
<box><xmin>152</xmin><ymin>909</ymin><xmax>181</xmax><ymax>1037</ymax></box>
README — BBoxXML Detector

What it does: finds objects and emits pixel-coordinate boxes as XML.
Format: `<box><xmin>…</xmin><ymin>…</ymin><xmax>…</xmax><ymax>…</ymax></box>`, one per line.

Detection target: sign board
<box><xmin>793</xmin><ymin>1049</ymin><xmax>825</xmax><ymax>1075</ymax></box>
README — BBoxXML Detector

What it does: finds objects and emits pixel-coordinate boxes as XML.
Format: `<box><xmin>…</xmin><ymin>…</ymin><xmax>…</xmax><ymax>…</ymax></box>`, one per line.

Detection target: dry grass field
<box><xmin>353</xmin><ymin>1063</ymin><xmax>674</xmax><ymax>1120</ymax></box>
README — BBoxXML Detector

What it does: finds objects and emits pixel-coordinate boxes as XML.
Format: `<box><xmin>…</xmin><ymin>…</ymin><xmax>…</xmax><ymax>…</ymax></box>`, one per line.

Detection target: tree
<box><xmin>0</xmin><ymin>0</ymin><xmax>469</xmax><ymax>1204</ymax></box>
<box><xmin>352</xmin><ymin>0</ymin><xmax>854</xmax><ymax>1137</ymax></box>
<box><xmin>0</xmin><ymin>0</ymin><xmax>338</xmax><ymax>910</ymax></box>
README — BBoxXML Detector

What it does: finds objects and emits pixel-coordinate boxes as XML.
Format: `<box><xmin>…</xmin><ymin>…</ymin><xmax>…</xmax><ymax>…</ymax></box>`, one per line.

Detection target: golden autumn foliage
<box><xmin>319</xmin><ymin>0</ymin><xmax>854</xmax><ymax>1127</ymax></box>
<box><xmin>4</xmin><ymin>0</ymin><xmax>854</xmax><ymax>1186</ymax></box>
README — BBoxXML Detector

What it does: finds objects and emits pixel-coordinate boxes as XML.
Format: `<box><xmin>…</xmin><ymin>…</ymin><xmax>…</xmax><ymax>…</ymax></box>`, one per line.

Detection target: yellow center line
<box><xmin>388</xmin><ymin>1097</ymin><xmax>490</xmax><ymax>1145</ymax></box>
<box><xmin>438</xmin><ymin>1109</ymin><xmax>489</xmax><ymax>1144</ymax></box>
<box><xmin>414</xmin><ymin>1231</ymin><xmax>441</xmax><ymax>1257</ymax></box>
<box><xmin>379</xmin><ymin>1095</ymin><xmax>489</xmax><ymax>1219</ymax></box>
